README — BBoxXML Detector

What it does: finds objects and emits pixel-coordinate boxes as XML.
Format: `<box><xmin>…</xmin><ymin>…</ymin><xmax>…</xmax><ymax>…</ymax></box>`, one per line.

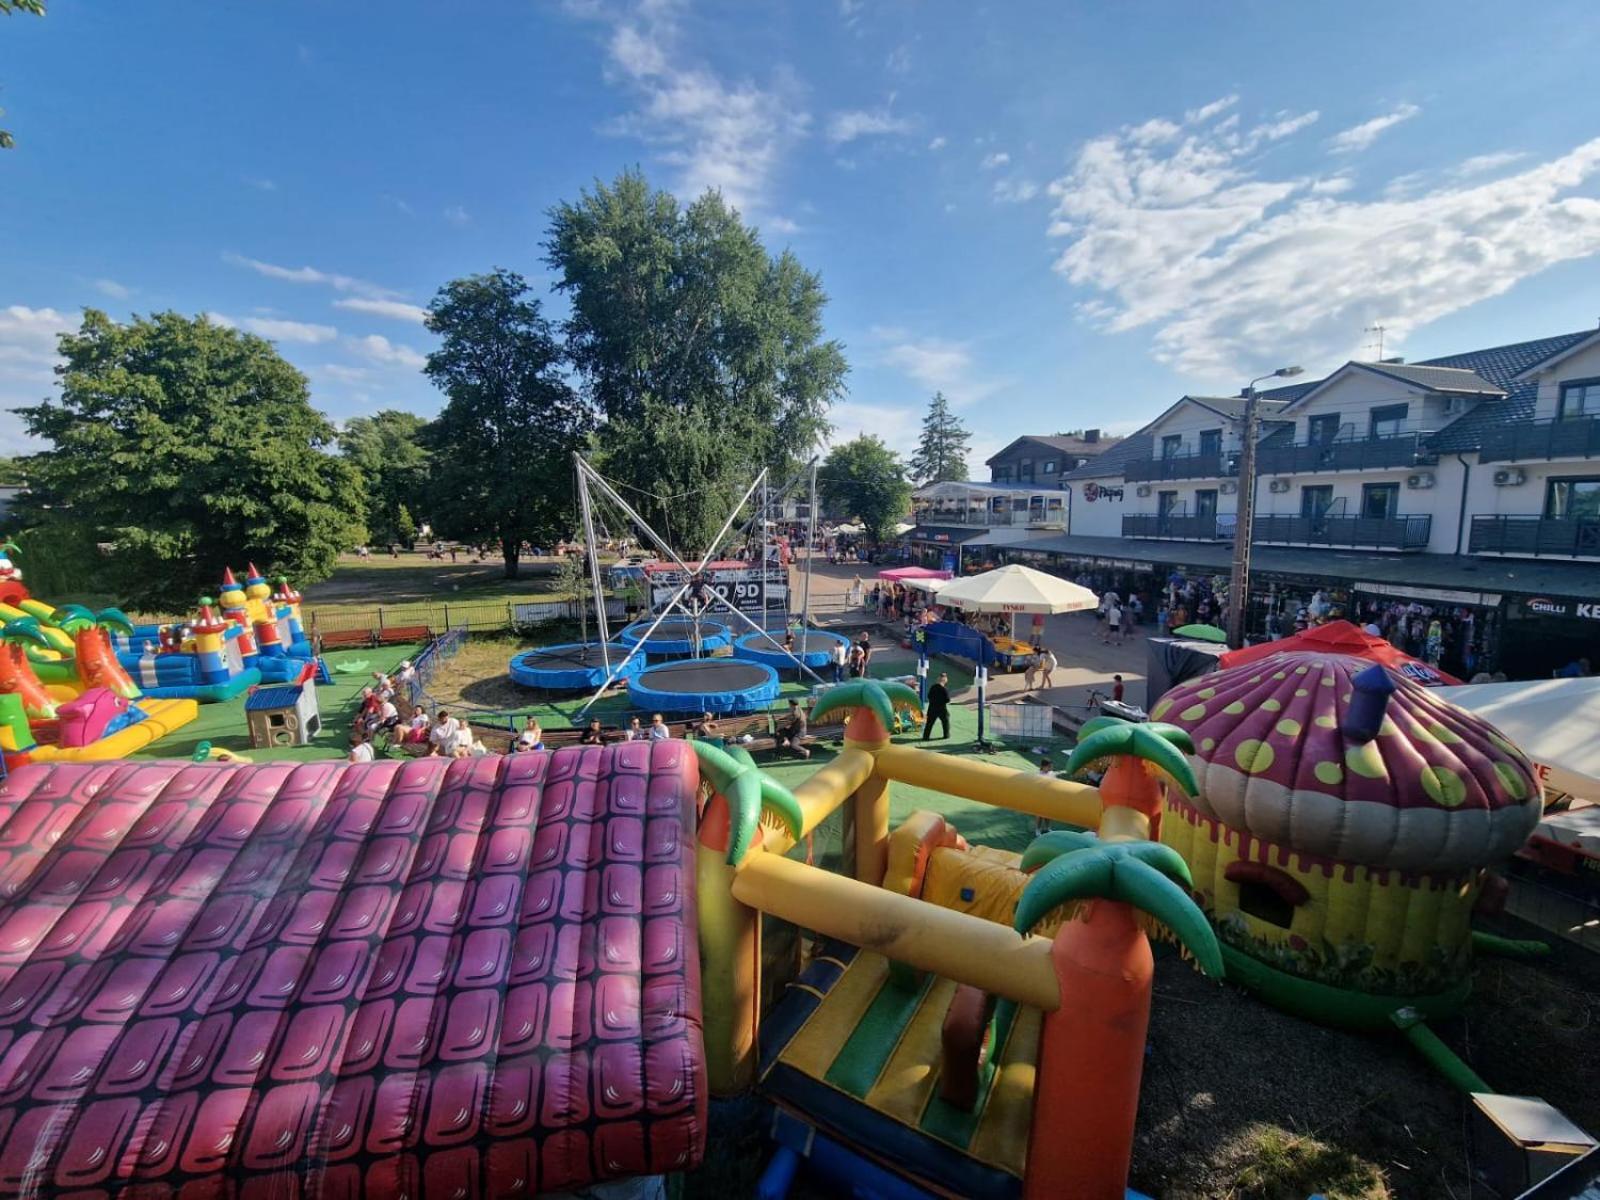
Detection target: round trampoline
<box><xmin>627</xmin><ymin>659</ymin><xmax>780</xmax><ymax>714</ymax></box>
<box><xmin>508</xmin><ymin>643</ymin><xmax>645</xmax><ymax>691</ymax></box>
<box><xmin>617</xmin><ymin>617</ymin><xmax>733</xmax><ymax>656</ymax></box>
<box><xmin>733</xmin><ymin>629</ymin><xmax>851</xmax><ymax>672</ymax></box>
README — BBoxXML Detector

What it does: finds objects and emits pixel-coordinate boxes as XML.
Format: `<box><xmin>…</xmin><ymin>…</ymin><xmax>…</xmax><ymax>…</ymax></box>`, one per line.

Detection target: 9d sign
<box><xmin>645</xmin><ymin>562</ymin><xmax>787</xmax><ymax>617</ymax></box>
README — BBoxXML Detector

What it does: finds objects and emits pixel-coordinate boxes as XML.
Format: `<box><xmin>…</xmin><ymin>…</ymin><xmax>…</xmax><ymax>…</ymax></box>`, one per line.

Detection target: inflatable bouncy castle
<box><xmin>116</xmin><ymin>564</ymin><xmax>321</xmax><ymax>700</ymax></box>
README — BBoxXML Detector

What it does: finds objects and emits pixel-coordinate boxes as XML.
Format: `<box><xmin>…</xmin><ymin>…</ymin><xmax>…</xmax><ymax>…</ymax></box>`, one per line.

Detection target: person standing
<box><xmin>1034</xmin><ymin>759</ymin><xmax>1055</xmax><ymax>836</ymax></box>
<box><xmin>1022</xmin><ymin>651</ymin><xmax>1038</xmax><ymax>692</ymax></box>
<box><xmin>922</xmin><ymin>672</ymin><xmax>952</xmax><ymax>741</ymax></box>
<box><xmin>1039</xmin><ymin>645</ymin><xmax>1057</xmax><ymax>689</ymax></box>
<box><xmin>832</xmin><ymin>638</ymin><xmax>849</xmax><ymax>684</ymax></box>
<box><xmin>1104</xmin><ymin>596</ymin><xmax>1124</xmax><ymax>646</ymax></box>
<box><xmin>856</xmin><ymin>633</ymin><xmax>873</xmax><ymax>677</ymax></box>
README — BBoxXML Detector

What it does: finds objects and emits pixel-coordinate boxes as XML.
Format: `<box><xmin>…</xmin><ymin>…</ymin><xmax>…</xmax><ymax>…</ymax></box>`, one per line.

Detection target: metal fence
<box><xmin>307</xmin><ymin>598</ymin><xmax>629</xmax><ymax>636</ymax></box>
<box><xmin>403</xmin><ymin>626</ymin><xmax>464</xmax><ymax>710</ymax></box>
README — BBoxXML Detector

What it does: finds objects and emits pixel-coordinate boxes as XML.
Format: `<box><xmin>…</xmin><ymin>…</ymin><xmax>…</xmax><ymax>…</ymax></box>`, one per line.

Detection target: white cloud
<box><xmin>1252</xmin><ymin>109</ymin><xmax>1320</xmax><ymax>141</ymax></box>
<box><xmin>223</xmin><ymin>253</ymin><xmax>403</xmax><ymax>301</ymax></box>
<box><xmin>981</xmin><ymin>151</ymin><xmax>1010</xmax><ymax>170</ymax></box>
<box><xmin>870</xmin><ymin>326</ymin><xmax>1006</xmax><ymax>407</ymax></box>
<box><xmin>93</xmin><ymin>279</ymin><xmax>131</xmax><ymax>300</ymax></box>
<box><xmin>242</xmin><ymin>175</ymin><xmax>277</xmax><ymax>192</ymax></box>
<box><xmin>333</xmin><ymin>297</ymin><xmax>429</xmax><ymax>324</ymax></box>
<box><xmin>349</xmin><ymin>334</ymin><xmax>427</xmax><ymax>370</ymax></box>
<box><xmin>443</xmin><ymin>204</ymin><xmax>471</xmax><ymax>227</ymax></box>
<box><xmin>0</xmin><ymin>306</ymin><xmax>76</xmax><ymax>451</ymax></box>
<box><xmin>313</xmin><ymin>363</ymin><xmax>374</xmax><ymax>386</ymax></box>
<box><xmin>383</xmin><ymin>194</ymin><xmax>416</xmax><ymax>216</ymax></box>
<box><xmin>1045</xmin><ymin>106</ymin><xmax>1600</xmax><ymax>380</ymax></box>
<box><xmin>825</xmin><ymin>401</ymin><xmax>921</xmax><ymax>461</ymax></box>
<box><xmin>885</xmin><ymin>44</ymin><xmax>911</xmax><ymax>75</ymax></box>
<box><xmin>992</xmin><ymin>177</ymin><xmax>1039</xmax><ymax>204</ymax></box>
<box><xmin>827</xmin><ymin>107</ymin><xmax>911</xmax><ymax>145</ymax></box>
<box><xmin>583</xmin><ymin>2</ymin><xmax>807</xmax><ymax>215</ymax></box>
<box><xmin>1453</xmin><ymin>151</ymin><xmax>1527</xmax><ymax>178</ymax></box>
<box><xmin>1185</xmin><ymin>95</ymin><xmax>1238</xmax><ymax>124</ymax></box>
<box><xmin>1328</xmin><ymin>103</ymin><xmax>1420</xmax><ymax>153</ymax></box>
<box><xmin>927</xmin><ymin>135</ymin><xmax>946</xmax><ymax>152</ymax></box>
<box><xmin>208</xmin><ymin>313</ymin><xmax>339</xmax><ymax>344</ymax></box>
<box><xmin>766</xmin><ymin>215</ymin><xmax>801</xmax><ymax>235</ymax></box>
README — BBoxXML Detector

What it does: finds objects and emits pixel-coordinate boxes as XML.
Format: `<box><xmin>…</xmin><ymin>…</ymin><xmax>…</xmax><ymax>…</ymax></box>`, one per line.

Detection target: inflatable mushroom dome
<box><xmin>1149</xmin><ymin>651</ymin><xmax>1541</xmax><ymax>1027</ymax></box>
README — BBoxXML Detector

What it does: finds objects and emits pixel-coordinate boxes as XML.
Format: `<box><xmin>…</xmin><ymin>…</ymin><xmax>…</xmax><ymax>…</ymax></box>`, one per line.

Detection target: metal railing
<box><xmin>914</xmin><ymin>508</ymin><xmax>1067</xmax><ymax>529</ymax></box>
<box><xmin>1124</xmin><ymin>451</ymin><xmax>1231</xmax><ymax>482</ymax></box>
<box><xmin>1254</xmin><ymin>430</ymin><xmax>1437</xmax><ymax>475</ymax></box>
<box><xmin>1469</xmin><ymin>515</ymin><xmax>1600</xmax><ymax>558</ymax></box>
<box><xmin>1121</xmin><ymin>513</ymin><xmax>1233</xmax><ymax>541</ymax></box>
<box><xmin>1478</xmin><ymin>413</ymin><xmax>1600</xmax><ymax>463</ymax></box>
<box><xmin>1252</xmin><ymin>513</ymin><xmax>1433</xmax><ymax>550</ymax></box>
<box><xmin>307</xmin><ymin>597</ymin><xmax>629</xmax><ymax>636</ymax></box>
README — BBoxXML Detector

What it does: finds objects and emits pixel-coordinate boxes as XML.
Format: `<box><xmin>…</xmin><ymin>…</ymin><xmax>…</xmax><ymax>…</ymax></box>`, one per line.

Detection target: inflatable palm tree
<box><xmin>689</xmin><ymin>741</ymin><xmax>803</xmax><ymax>865</ymax></box>
<box><xmin>810</xmin><ymin>678</ymin><xmax>922</xmax><ymax>747</ymax></box>
<box><xmin>1012</xmin><ymin>717</ymin><xmax>1224</xmax><ymax>1197</ymax></box>
<box><xmin>0</xmin><ymin>618</ymin><xmax>58</xmax><ymax>719</ymax></box>
<box><xmin>52</xmin><ymin>605</ymin><xmax>140</xmax><ymax>699</ymax></box>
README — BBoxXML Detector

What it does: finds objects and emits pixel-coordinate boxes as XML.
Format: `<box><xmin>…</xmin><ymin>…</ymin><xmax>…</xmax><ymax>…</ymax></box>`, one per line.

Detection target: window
<box><xmin>1018</xmin><ymin>457</ymin><xmax>1033</xmax><ymax>480</ymax></box>
<box><xmin>1042</xmin><ymin>460</ymin><xmax>1057</xmax><ymax>475</ymax></box>
<box><xmin>1198</xmin><ymin>429</ymin><xmax>1222</xmax><ymax>457</ymax></box>
<box><xmin>1195</xmin><ymin>489</ymin><xmax>1218</xmax><ymax>518</ymax></box>
<box><xmin>1545</xmin><ymin>477</ymin><xmax>1600</xmax><ymax>520</ymax></box>
<box><xmin>1369</xmin><ymin>403</ymin><xmax>1408</xmax><ymax>439</ymax></box>
<box><xmin>1161</xmin><ymin>434</ymin><xmax>1183</xmax><ymax>459</ymax></box>
<box><xmin>1361</xmin><ymin>483</ymin><xmax>1399</xmax><ymax>520</ymax></box>
<box><xmin>992</xmin><ymin>466</ymin><xmax>1012</xmax><ymax>483</ymax></box>
<box><xmin>1157</xmin><ymin>491</ymin><xmax>1179</xmax><ymax>518</ymax></box>
<box><xmin>1301</xmin><ymin>485</ymin><xmax>1334</xmax><ymax>519</ymax></box>
<box><xmin>1558</xmin><ymin>379</ymin><xmax>1600</xmax><ymax>420</ymax></box>
<box><xmin>1308</xmin><ymin>414</ymin><xmax>1342</xmax><ymax>445</ymax></box>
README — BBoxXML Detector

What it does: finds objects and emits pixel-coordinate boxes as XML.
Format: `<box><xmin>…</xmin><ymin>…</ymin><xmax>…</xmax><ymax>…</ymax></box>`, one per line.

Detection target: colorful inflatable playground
<box><xmin>0</xmin><ymin>630</ymin><xmax>1583</xmax><ymax>1197</ymax></box>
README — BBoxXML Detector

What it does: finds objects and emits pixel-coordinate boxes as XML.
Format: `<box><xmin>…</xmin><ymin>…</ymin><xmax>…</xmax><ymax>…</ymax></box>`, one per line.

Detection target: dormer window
<box><xmin>1198</xmin><ymin>429</ymin><xmax>1222</xmax><ymax>457</ymax></box>
<box><xmin>1558</xmin><ymin>379</ymin><xmax>1600</xmax><ymax>421</ymax></box>
<box><xmin>1369</xmin><ymin>404</ymin><xmax>1408</xmax><ymax>439</ymax></box>
<box><xmin>1161</xmin><ymin>434</ymin><xmax>1183</xmax><ymax>459</ymax></box>
<box><xmin>1308</xmin><ymin>414</ymin><xmax>1341</xmax><ymax>445</ymax></box>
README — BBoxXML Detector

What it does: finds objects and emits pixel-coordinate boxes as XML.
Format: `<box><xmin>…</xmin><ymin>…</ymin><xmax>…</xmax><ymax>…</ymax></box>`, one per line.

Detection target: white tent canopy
<box><xmin>934</xmin><ymin>564</ymin><xmax>1099</xmax><ymax>615</ymax></box>
<box><xmin>1435</xmin><ymin>677</ymin><xmax>1600</xmax><ymax>800</ymax></box>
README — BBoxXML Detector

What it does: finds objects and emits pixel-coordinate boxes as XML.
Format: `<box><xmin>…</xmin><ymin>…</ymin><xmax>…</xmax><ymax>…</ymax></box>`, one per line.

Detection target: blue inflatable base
<box><xmin>618</xmin><ymin>618</ymin><xmax>733</xmax><ymax>656</ymax></box>
<box><xmin>508</xmin><ymin>643</ymin><xmax>645</xmax><ymax>691</ymax></box>
<box><xmin>733</xmin><ymin>630</ymin><xmax>850</xmax><ymax>672</ymax></box>
<box><xmin>627</xmin><ymin>658</ymin><xmax>780</xmax><ymax>713</ymax></box>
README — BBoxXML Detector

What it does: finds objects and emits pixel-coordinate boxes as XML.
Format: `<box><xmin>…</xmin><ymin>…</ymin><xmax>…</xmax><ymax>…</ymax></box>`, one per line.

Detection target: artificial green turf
<box><xmin>129</xmin><ymin>643</ymin><xmax>423</xmax><ymax>763</ymax></box>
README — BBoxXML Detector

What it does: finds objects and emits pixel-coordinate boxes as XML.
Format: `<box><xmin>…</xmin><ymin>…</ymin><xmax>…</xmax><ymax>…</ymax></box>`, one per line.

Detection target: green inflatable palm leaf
<box><xmin>1014</xmin><ymin>841</ymin><xmax>1222</xmax><ymax>979</ymax></box>
<box><xmin>52</xmin><ymin>603</ymin><xmax>98</xmax><ymax>634</ymax></box>
<box><xmin>0</xmin><ymin>617</ymin><xmax>49</xmax><ymax>647</ymax></box>
<box><xmin>1064</xmin><ymin>723</ymin><xmax>1199</xmax><ymax>796</ymax></box>
<box><xmin>95</xmin><ymin>608</ymin><xmax>135</xmax><ymax>636</ymax></box>
<box><xmin>810</xmin><ymin>678</ymin><xmax>923</xmax><ymax>734</ymax></box>
<box><xmin>690</xmin><ymin>740</ymin><xmax>804</xmax><ymax>865</ymax></box>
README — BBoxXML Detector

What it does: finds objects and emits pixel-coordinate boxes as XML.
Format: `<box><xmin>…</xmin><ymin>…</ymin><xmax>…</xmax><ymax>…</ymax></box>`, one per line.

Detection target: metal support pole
<box><xmin>1226</xmin><ymin>389</ymin><xmax>1260</xmax><ymax>649</ymax></box>
<box><xmin>576</xmin><ymin>454</ymin><xmax>611</xmax><ymax>671</ymax></box>
<box><xmin>800</xmin><ymin>459</ymin><xmax>817</xmax><ymax>661</ymax></box>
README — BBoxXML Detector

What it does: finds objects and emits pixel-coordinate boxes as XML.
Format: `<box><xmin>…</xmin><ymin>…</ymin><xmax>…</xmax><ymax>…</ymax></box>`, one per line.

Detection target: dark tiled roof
<box><xmin>986</xmin><ymin>433</ymin><xmax>1122</xmax><ymax>464</ymax></box>
<box><xmin>1062</xmin><ymin>433</ymin><xmax>1151</xmax><ymax>480</ymax></box>
<box><xmin>1182</xmin><ymin>395</ymin><xmax>1293</xmax><ymax>421</ymax></box>
<box><xmin>1354</xmin><ymin>362</ymin><xmax>1503</xmax><ymax>395</ymax></box>
<box><xmin>1422</xmin><ymin>330</ymin><xmax>1595</xmax><ymax>452</ymax></box>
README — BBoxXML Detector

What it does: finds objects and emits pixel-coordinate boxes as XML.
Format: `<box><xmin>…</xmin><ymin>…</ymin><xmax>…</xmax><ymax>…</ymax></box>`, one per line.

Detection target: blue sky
<box><xmin>5</xmin><ymin>0</ymin><xmax>1600</xmax><ymax>472</ymax></box>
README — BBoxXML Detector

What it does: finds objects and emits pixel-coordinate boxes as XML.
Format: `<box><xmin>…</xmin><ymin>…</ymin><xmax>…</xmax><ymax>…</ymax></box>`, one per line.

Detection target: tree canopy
<box><xmin>422</xmin><ymin>269</ymin><xmax>593</xmax><ymax>578</ymax></box>
<box><xmin>909</xmin><ymin>391</ymin><xmax>972</xmax><ymax>485</ymax></box>
<box><xmin>339</xmin><ymin>409</ymin><xmax>430</xmax><ymax>547</ymax></box>
<box><xmin>545</xmin><ymin>170</ymin><xmax>847</xmax><ymax>553</ymax></box>
<box><xmin>819</xmin><ymin>435</ymin><xmax>912</xmax><ymax>544</ymax></box>
<box><xmin>13</xmin><ymin>310</ymin><xmax>365</xmax><ymax>610</ymax></box>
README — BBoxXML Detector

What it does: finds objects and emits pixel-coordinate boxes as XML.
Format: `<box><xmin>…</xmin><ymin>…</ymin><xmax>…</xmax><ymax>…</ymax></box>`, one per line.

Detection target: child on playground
<box><xmin>1112</xmin><ymin>674</ymin><xmax>1125</xmax><ymax>704</ymax></box>
<box><xmin>1022</xmin><ymin>653</ymin><xmax>1038</xmax><ymax>692</ymax></box>
<box><xmin>1035</xmin><ymin>758</ymin><xmax>1055</xmax><ymax>835</ymax></box>
<box><xmin>515</xmin><ymin>718</ymin><xmax>544</xmax><ymax>752</ymax></box>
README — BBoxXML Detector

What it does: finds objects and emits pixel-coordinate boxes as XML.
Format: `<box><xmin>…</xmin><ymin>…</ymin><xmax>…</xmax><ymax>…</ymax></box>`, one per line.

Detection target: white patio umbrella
<box><xmin>934</xmin><ymin>564</ymin><xmax>1099</xmax><ymax>616</ymax></box>
<box><xmin>1435</xmin><ymin>677</ymin><xmax>1600</xmax><ymax>802</ymax></box>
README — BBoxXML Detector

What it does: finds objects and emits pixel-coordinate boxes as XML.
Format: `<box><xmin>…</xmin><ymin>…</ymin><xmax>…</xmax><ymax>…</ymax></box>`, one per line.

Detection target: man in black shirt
<box><xmin>922</xmin><ymin>672</ymin><xmax>951</xmax><ymax>741</ymax></box>
<box><xmin>579</xmin><ymin>718</ymin><xmax>604</xmax><ymax>745</ymax></box>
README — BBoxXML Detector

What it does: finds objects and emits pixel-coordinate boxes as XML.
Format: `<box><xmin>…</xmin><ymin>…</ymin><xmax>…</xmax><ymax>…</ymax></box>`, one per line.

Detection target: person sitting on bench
<box><xmin>579</xmin><ymin>718</ymin><xmax>604</xmax><ymax>745</ymax></box>
<box><xmin>775</xmin><ymin>699</ymin><xmax>810</xmax><ymax>759</ymax></box>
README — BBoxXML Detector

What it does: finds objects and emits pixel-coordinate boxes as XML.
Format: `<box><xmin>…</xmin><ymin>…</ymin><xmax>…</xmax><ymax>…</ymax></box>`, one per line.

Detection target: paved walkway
<box><xmin>798</xmin><ymin>555</ymin><xmax>1155</xmax><ymax>717</ymax></box>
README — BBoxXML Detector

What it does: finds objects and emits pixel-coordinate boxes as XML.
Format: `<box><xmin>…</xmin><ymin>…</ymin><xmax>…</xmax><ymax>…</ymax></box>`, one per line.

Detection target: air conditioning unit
<box><xmin>1267</xmin><ymin>479</ymin><xmax>1290</xmax><ymax>494</ymax></box>
<box><xmin>1493</xmin><ymin>468</ymin><xmax>1526</xmax><ymax>487</ymax></box>
<box><xmin>1135</xmin><ymin>484</ymin><xmax>1152</xmax><ymax>498</ymax></box>
<box><xmin>1220</xmin><ymin>480</ymin><xmax>1238</xmax><ymax>495</ymax></box>
<box><xmin>1406</xmin><ymin>471</ymin><xmax>1435</xmax><ymax>489</ymax></box>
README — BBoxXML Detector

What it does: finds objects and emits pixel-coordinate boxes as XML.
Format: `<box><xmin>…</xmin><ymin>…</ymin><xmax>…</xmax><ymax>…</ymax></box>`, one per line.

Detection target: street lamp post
<box><xmin>1225</xmin><ymin>365</ymin><xmax>1303</xmax><ymax>648</ymax></box>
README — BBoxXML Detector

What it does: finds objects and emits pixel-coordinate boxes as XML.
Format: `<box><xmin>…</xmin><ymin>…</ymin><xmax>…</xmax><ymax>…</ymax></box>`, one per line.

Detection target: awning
<box><xmin>905</xmin><ymin>525</ymin><xmax>983</xmax><ymax>545</ymax></box>
<box><xmin>1435</xmin><ymin>677</ymin><xmax>1600</xmax><ymax>801</ymax></box>
<box><xmin>962</xmin><ymin>529</ymin><xmax>1061</xmax><ymax>549</ymax></box>
<box><xmin>879</xmin><ymin>566</ymin><xmax>952</xmax><ymax>582</ymax></box>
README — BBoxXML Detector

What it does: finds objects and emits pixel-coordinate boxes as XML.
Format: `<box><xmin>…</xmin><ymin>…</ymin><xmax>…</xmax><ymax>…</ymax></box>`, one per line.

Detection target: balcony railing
<box><xmin>1478</xmin><ymin>414</ymin><xmax>1600</xmax><ymax>464</ymax></box>
<box><xmin>1469</xmin><ymin>515</ymin><xmax>1600</xmax><ymax>558</ymax></box>
<box><xmin>1125</xmin><ymin>451</ymin><xmax>1231</xmax><ymax>482</ymax></box>
<box><xmin>1122</xmin><ymin>514</ymin><xmax>1233</xmax><ymax>541</ymax></box>
<box><xmin>915</xmin><ymin>508</ymin><xmax>1066</xmax><ymax>529</ymax></box>
<box><xmin>1254</xmin><ymin>431</ymin><xmax>1437</xmax><ymax>475</ymax></box>
<box><xmin>1252</xmin><ymin>514</ymin><xmax>1432</xmax><ymax>551</ymax></box>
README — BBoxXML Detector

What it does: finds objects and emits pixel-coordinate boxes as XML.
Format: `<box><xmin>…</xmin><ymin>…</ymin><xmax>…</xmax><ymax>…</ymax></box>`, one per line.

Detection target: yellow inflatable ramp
<box><xmin>30</xmin><ymin>697</ymin><xmax>199</xmax><ymax>762</ymax></box>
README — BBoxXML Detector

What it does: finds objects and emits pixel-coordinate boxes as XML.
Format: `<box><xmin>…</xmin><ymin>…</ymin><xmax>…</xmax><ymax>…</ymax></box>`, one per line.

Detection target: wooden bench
<box><xmin>377</xmin><ymin>624</ymin><xmax>434</xmax><ymax>646</ymax></box>
<box><xmin>317</xmin><ymin>629</ymin><xmax>374</xmax><ymax>652</ymax></box>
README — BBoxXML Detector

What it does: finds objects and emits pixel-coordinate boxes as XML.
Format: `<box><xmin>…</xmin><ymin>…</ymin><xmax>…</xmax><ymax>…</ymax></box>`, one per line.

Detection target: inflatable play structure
<box><xmin>0</xmin><ymin>678</ymin><xmax>1221</xmax><ymax>1198</ymax></box>
<box><xmin>115</xmin><ymin>565</ymin><xmax>322</xmax><ymax>701</ymax></box>
<box><xmin>1150</xmin><ymin>651</ymin><xmax>1542</xmax><ymax>1028</ymax></box>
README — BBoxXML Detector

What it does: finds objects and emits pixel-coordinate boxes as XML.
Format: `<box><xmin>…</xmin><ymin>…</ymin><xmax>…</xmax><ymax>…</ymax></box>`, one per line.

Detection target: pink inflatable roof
<box><xmin>0</xmin><ymin>747</ymin><xmax>706</xmax><ymax>1195</ymax></box>
<box><xmin>877</xmin><ymin>567</ymin><xmax>952</xmax><ymax>582</ymax></box>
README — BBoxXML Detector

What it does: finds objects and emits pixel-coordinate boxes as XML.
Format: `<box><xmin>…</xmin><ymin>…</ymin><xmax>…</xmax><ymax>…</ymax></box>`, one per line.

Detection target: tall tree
<box><xmin>339</xmin><ymin>410</ymin><xmax>430</xmax><ymax>547</ymax></box>
<box><xmin>1</xmin><ymin>0</ymin><xmax>46</xmax><ymax>150</ymax></box>
<box><xmin>545</xmin><ymin>170</ymin><xmax>847</xmax><ymax>552</ymax></box>
<box><xmin>13</xmin><ymin>310</ymin><xmax>365</xmax><ymax>610</ymax></box>
<box><xmin>909</xmin><ymin>391</ymin><xmax>972</xmax><ymax>485</ymax></box>
<box><xmin>422</xmin><ymin>269</ymin><xmax>592</xmax><ymax>579</ymax></box>
<box><xmin>819</xmin><ymin>435</ymin><xmax>912</xmax><ymax>545</ymax></box>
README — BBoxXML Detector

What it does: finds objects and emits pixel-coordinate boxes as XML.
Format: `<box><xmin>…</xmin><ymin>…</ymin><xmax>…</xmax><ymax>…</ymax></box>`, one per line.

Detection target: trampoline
<box><xmin>508</xmin><ymin>642</ymin><xmax>645</xmax><ymax>691</ymax></box>
<box><xmin>618</xmin><ymin>617</ymin><xmax>733</xmax><ymax>656</ymax></box>
<box><xmin>734</xmin><ymin>629</ymin><xmax>851</xmax><ymax>672</ymax></box>
<box><xmin>628</xmin><ymin>658</ymin><xmax>780</xmax><ymax>714</ymax></box>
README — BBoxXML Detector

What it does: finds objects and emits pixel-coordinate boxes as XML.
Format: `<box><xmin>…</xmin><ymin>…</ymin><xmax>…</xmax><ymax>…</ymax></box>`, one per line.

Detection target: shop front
<box><xmin>904</xmin><ymin>526</ymin><xmax>982</xmax><ymax>572</ymax></box>
<box><xmin>1498</xmin><ymin>593</ymin><xmax>1600</xmax><ymax>680</ymax></box>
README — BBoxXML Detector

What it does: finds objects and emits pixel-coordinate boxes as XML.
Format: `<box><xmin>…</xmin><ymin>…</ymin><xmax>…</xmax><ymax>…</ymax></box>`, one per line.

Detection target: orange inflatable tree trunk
<box><xmin>56</xmin><ymin>606</ymin><xmax>140</xmax><ymax>700</ymax></box>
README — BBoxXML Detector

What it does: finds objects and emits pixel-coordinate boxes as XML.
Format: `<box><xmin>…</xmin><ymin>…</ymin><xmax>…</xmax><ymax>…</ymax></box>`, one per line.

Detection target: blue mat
<box><xmin>508</xmin><ymin>643</ymin><xmax>645</xmax><ymax>691</ymax></box>
<box><xmin>627</xmin><ymin>658</ymin><xmax>779</xmax><ymax>713</ymax></box>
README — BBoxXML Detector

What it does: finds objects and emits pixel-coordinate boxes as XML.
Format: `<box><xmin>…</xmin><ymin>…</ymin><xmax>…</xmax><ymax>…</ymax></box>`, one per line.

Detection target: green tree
<box><xmin>13</xmin><ymin>310</ymin><xmax>365</xmax><ymax>610</ymax></box>
<box><xmin>422</xmin><ymin>269</ymin><xmax>593</xmax><ymax>579</ymax></box>
<box><xmin>908</xmin><ymin>391</ymin><xmax>972</xmax><ymax>485</ymax></box>
<box><xmin>550</xmin><ymin>549</ymin><xmax>591</xmax><ymax>643</ymax></box>
<box><xmin>339</xmin><ymin>409</ymin><xmax>430</xmax><ymax>547</ymax></box>
<box><xmin>0</xmin><ymin>457</ymin><xmax>27</xmax><ymax>486</ymax></box>
<box><xmin>1</xmin><ymin>0</ymin><xmax>46</xmax><ymax>151</ymax></box>
<box><xmin>818</xmin><ymin>435</ymin><xmax>912</xmax><ymax>545</ymax></box>
<box><xmin>394</xmin><ymin>502</ymin><xmax>417</xmax><ymax>548</ymax></box>
<box><xmin>545</xmin><ymin>170</ymin><xmax>847</xmax><ymax>552</ymax></box>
